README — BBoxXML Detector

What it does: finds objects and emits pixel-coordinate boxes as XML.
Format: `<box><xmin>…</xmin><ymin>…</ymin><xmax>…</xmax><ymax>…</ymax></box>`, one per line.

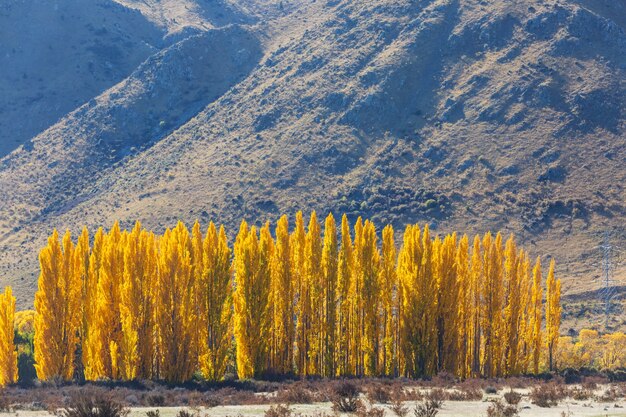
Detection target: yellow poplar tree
<box><xmin>455</xmin><ymin>235</ymin><xmax>470</xmax><ymax>378</ymax></box>
<box><xmin>83</xmin><ymin>228</ymin><xmax>104</xmax><ymax>380</ymax></box>
<box><xmin>258</xmin><ymin>224</ymin><xmax>274</xmax><ymax>374</ymax></box>
<box><xmin>291</xmin><ymin>212</ymin><xmax>307</xmax><ymax>375</ymax></box>
<box><xmin>304</xmin><ymin>212</ymin><xmax>323</xmax><ymax>375</ymax></box>
<box><xmin>321</xmin><ymin>213</ymin><xmax>338</xmax><ymax>377</ymax></box>
<box><xmin>418</xmin><ymin>225</ymin><xmax>437</xmax><ymax>376</ymax></box>
<box><xmin>350</xmin><ymin>218</ymin><xmax>365</xmax><ymax>375</ymax></box>
<box><xmin>379</xmin><ymin>224</ymin><xmax>397</xmax><ymax>376</ymax></box>
<box><xmin>397</xmin><ymin>225</ymin><xmax>415</xmax><ymax>377</ymax></box>
<box><xmin>481</xmin><ymin>232</ymin><xmax>497</xmax><ymax>377</ymax></box>
<box><xmin>502</xmin><ymin>235</ymin><xmax>521</xmax><ymax>375</ymax></box>
<box><xmin>516</xmin><ymin>250</ymin><xmax>532</xmax><ymax>374</ymax></box>
<box><xmin>0</xmin><ymin>287</ymin><xmax>17</xmax><ymax>385</ymax></box>
<box><xmin>398</xmin><ymin>225</ymin><xmax>436</xmax><ymax>378</ymax></box>
<box><xmin>34</xmin><ymin>229</ymin><xmax>80</xmax><ymax>381</ymax></box>
<box><xmin>528</xmin><ymin>257</ymin><xmax>543</xmax><ymax>374</ymax></box>
<box><xmin>360</xmin><ymin>220</ymin><xmax>380</xmax><ymax>376</ymax></box>
<box><xmin>199</xmin><ymin>223</ymin><xmax>233</xmax><ymax>381</ymax></box>
<box><xmin>233</xmin><ymin>222</ymin><xmax>272</xmax><ymax>379</ymax></box>
<box><xmin>190</xmin><ymin>221</ymin><xmax>204</xmax><ymax>369</ymax></box>
<box><xmin>73</xmin><ymin>227</ymin><xmax>90</xmax><ymax>378</ymax></box>
<box><xmin>335</xmin><ymin>214</ymin><xmax>353</xmax><ymax>376</ymax></box>
<box><xmin>270</xmin><ymin>216</ymin><xmax>293</xmax><ymax>374</ymax></box>
<box><xmin>156</xmin><ymin>222</ymin><xmax>196</xmax><ymax>382</ymax></box>
<box><xmin>435</xmin><ymin>233</ymin><xmax>459</xmax><ymax>374</ymax></box>
<box><xmin>469</xmin><ymin>235</ymin><xmax>483</xmax><ymax>377</ymax></box>
<box><xmin>93</xmin><ymin>222</ymin><xmax>125</xmax><ymax>379</ymax></box>
<box><xmin>545</xmin><ymin>259</ymin><xmax>561</xmax><ymax>371</ymax></box>
<box><xmin>120</xmin><ymin>222</ymin><xmax>157</xmax><ymax>380</ymax></box>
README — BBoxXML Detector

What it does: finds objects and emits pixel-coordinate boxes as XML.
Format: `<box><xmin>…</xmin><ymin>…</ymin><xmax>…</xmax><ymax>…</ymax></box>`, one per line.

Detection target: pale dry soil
<box><xmin>2</xmin><ymin>400</ymin><xmax>625</xmax><ymax>417</ymax></box>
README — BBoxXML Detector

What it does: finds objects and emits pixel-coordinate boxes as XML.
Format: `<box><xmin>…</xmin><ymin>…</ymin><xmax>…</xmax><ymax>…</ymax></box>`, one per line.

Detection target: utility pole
<box><xmin>597</xmin><ymin>232</ymin><xmax>621</xmax><ymax>329</ymax></box>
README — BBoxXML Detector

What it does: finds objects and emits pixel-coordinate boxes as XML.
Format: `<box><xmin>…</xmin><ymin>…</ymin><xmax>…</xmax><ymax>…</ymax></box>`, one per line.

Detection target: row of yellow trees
<box><xmin>32</xmin><ymin>213</ymin><xmax>563</xmax><ymax>382</ymax></box>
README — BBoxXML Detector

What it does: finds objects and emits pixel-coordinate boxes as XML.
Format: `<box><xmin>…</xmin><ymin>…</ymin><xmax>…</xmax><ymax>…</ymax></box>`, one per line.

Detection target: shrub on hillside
<box><xmin>529</xmin><ymin>384</ymin><xmax>566</xmax><ymax>408</ymax></box>
<box><xmin>265</xmin><ymin>404</ymin><xmax>292</xmax><ymax>417</ymax></box>
<box><xmin>390</xmin><ymin>396</ymin><xmax>409</xmax><ymax>417</ymax></box>
<box><xmin>486</xmin><ymin>399</ymin><xmax>518</xmax><ymax>417</ymax></box>
<box><xmin>503</xmin><ymin>390</ymin><xmax>522</xmax><ymax>405</ymax></box>
<box><xmin>356</xmin><ymin>404</ymin><xmax>386</xmax><ymax>417</ymax></box>
<box><xmin>276</xmin><ymin>382</ymin><xmax>315</xmax><ymax>404</ymax></box>
<box><xmin>366</xmin><ymin>383</ymin><xmax>393</xmax><ymax>404</ymax></box>
<box><xmin>59</xmin><ymin>393</ymin><xmax>128</xmax><ymax>417</ymax></box>
<box><xmin>413</xmin><ymin>399</ymin><xmax>441</xmax><ymax>417</ymax></box>
<box><xmin>330</xmin><ymin>381</ymin><xmax>362</xmax><ymax>413</ymax></box>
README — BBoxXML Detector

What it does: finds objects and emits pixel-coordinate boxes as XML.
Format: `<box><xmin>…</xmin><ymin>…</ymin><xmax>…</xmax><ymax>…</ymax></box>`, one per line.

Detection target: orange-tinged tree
<box><xmin>528</xmin><ymin>257</ymin><xmax>543</xmax><ymax>374</ymax></box>
<box><xmin>83</xmin><ymin>228</ymin><xmax>104</xmax><ymax>380</ymax></box>
<box><xmin>93</xmin><ymin>222</ymin><xmax>125</xmax><ymax>380</ymax></box>
<box><xmin>335</xmin><ymin>214</ymin><xmax>353</xmax><ymax>376</ymax></box>
<box><xmin>455</xmin><ymin>235</ymin><xmax>470</xmax><ymax>378</ymax></box>
<box><xmin>379</xmin><ymin>224</ymin><xmax>397</xmax><ymax>376</ymax></box>
<box><xmin>0</xmin><ymin>287</ymin><xmax>17</xmax><ymax>385</ymax></box>
<box><xmin>199</xmin><ymin>223</ymin><xmax>233</xmax><ymax>381</ymax></box>
<box><xmin>516</xmin><ymin>250</ymin><xmax>532</xmax><ymax>374</ymax></box>
<box><xmin>291</xmin><ymin>212</ymin><xmax>307</xmax><ymax>375</ymax></box>
<box><xmin>480</xmin><ymin>233</ymin><xmax>497</xmax><ymax>377</ymax></box>
<box><xmin>599</xmin><ymin>332</ymin><xmax>626</xmax><ymax>369</ymax></box>
<box><xmin>398</xmin><ymin>224</ymin><xmax>439</xmax><ymax>378</ymax></box>
<box><xmin>233</xmin><ymin>222</ymin><xmax>272</xmax><ymax>379</ymax></box>
<box><xmin>417</xmin><ymin>225</ymin><xmax>438</xmax><ymax>377</ymax></box>
<box><xmin>156</xmin><ymin>222</ymin><xmax>196</xmax><ymax>382</ymax></box>
<box><xmin>545</xmin><ymin>259</ymin><xmax>561</xmax><ymax>371</ymax></box>
<box><xmin>350</xmin><ymin>218</ymin><xmax>365</xmax><ymax>375</ymax></box>
<box><xmin>120</xmin><ymin>222</ymin><xmax>157</xmax><ymax>380</ymax></box>
<box><xmin>397</xmin><ymin>224</ymin><xmax>419</xmax><ymax>377</ymax></box>
<box><xmin>321</xmin><ymin>213</ymin><xmax>338</xmax><ymax>377</ymax></box>
<box><xmin>468</xmin><ymin>235</ymin><xmax>483</xmax><ymax>377</ymax></box>
<box><xmin>304</xmin><ymin>212</ymin><xmax>323</xmax><ymax>375</ymax></box>
<box><xmin>502</xmin><ymin>235</ymin><xmax>521</xmax><ymax>375</ymax></box>
<box><xmin>73</xmin><ymin>227</ymin><xmax>90</xmax><ymax>378</ymax></box>
<box><xmin>435</xmin><ymin>233</ymin><xmax>459</xmax><ymax>374</ymax></box>
<box><xmin>190</xmin><ymin>221</ymin><xmax>204</xmax><ymax>368</ymax></box>
<box><xmin>34</xmin><ymin>229</ymin><xmax>80</xmax><ymax>381</ymax></box>
<box><xmin>360</xmin><ymin>220</ymin><xmax>380</xmax><ymax>376</ymax></box>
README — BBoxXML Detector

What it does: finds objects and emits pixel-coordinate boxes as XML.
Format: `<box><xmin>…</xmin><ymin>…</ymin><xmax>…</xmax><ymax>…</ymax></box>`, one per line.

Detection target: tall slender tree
<box><xmin>321</xmin><ymin>213</ymin><xmax>338</xmax><ymax>377</ymax></box>
<box><xmin>0</xmin><ymin>287</ymin><xmax>17</xmax><ymax>385</ymax></box>
<box><xmin>34</xmin><ymin>230</ymin><xmax>80</xmax><ymax>381</ymax></box>
<box><xmin>336</xmin><ymin>214</ymin><xmax>353</xmax><ymax>376</ymax></box>
<box><xmin>291</xmin><ymin>212</ymin><xmax>307</xmax><ymax>375</ymax></box>
<box><xmin>546</xmin><ymin>259</ymin><xmax>561</xmax><ymax>371</ymax></box>
<box><xmin>83</xmin><ymin>228</ymin><xmax>104</xmax><ymax>380</ymax></box>
<box><xmin>379</xmin><ymin>225</ymin><xmax>397</xmax><ymax>376</ymax></box>
<box><xmin>304</xmin><ymin>212</ymin><xmax>323</xmax><ymax>375</ymax></box>
<box><xmin>156</xmin><ymin>222</ymin><xmax>196</xmax><ymax>382</ymax></box>
<box><xmin>529</xmin><ymin>257</ymin><xmax>543</xmax><ymax>374</ymax></box>
<box><xmin>199</xmin><ymin>223</ymin><xmax>233</xmax><ymax>381</ymax></box>
<box><xmin>233</xmin><ymin>222</ymin><xmax>272</xmax><ymax>379</ymax></box>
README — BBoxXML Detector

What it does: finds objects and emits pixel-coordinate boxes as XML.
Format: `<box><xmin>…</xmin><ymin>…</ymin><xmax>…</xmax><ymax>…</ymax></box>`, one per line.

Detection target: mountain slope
<box><xmin>0</xmin><ymin>0</ymin><xmax>164</xmax><ymax>157</ymax></box>
<box><xmin>0</xmin><ymin>0</ymin><xmax>624</xmax><ymax>320</ymax></box>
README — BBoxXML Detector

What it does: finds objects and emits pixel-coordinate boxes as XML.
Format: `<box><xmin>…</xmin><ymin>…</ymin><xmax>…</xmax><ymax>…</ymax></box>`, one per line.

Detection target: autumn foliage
<box><xmin>19</xmin><ymin>213</ymin><xmax>572</xmax><ymax>383</ymax></box>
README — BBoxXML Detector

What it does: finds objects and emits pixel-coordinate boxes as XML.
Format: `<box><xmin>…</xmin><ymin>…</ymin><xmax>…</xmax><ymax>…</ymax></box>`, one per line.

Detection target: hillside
<box><xmin>0</xmin><ymin>0</ymin><xmax>624</xmax><ymax>328</ymax></box>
